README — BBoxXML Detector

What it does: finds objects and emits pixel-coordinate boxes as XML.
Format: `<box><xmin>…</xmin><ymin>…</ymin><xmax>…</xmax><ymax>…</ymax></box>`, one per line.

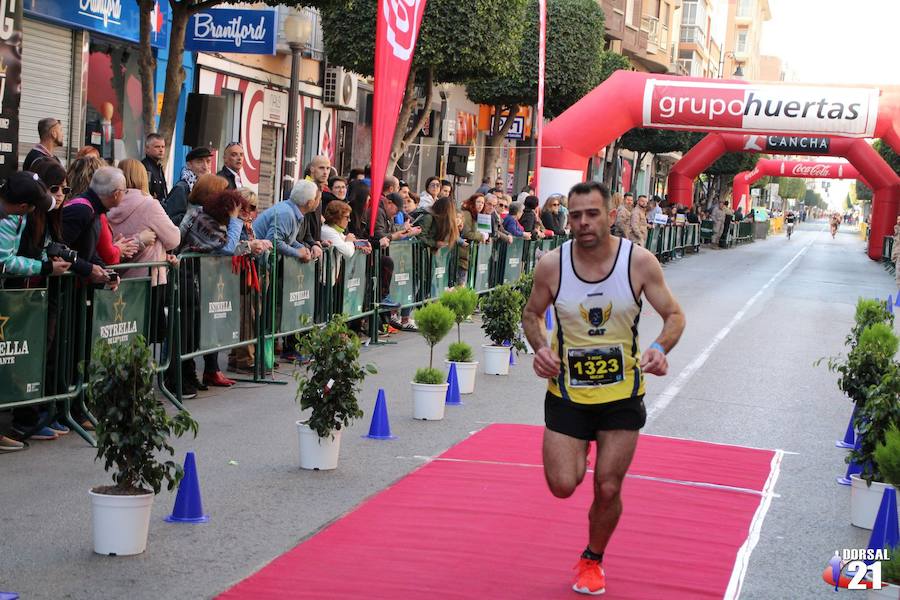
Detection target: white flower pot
<box><xmin>89</xmin><ymin>489</ymin><xmax>154</xmax><ymax>556</ymax></box>
<box><xmin>850</xmin><ymin>474</ymin><xmax>892</xmax><ymax>529</ymax></box>
<box><xmin>411</xmin><ymin>382</ymin><xmax>448</xmax><ymax>420</ymax></box>
<box><xmin>482</xmin><ymin>344</ymin><xmax>510</xmax><ymax>375</ymax></box>
<box><xmin>296</xmin><ymin>421</ymin><xmax>342</xmax><ymax>471</ymax></box>
<box><xmin>446</xmin><ymin>360</ymin><xmax>479</xmax><ymax>395</ymax></box>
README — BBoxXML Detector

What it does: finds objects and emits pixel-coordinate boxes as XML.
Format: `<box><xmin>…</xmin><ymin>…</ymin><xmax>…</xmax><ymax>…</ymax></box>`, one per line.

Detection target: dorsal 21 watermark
<box><xmin>828</xmin><ymin>549</ymin><xmax>889</xmax><ymax>590</ymax></box>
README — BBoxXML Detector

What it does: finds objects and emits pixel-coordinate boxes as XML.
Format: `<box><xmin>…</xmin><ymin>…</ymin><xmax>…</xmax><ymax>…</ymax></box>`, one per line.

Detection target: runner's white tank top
<box><xmin>547</xmin><ymin>238</ymin><xmax>645</xmax><ymax>404</ymax></box>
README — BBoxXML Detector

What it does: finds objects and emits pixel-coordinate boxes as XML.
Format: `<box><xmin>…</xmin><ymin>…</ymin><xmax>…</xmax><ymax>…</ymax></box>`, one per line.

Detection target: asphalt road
<box><xmin>0</xmin><ymin>221</ymin><xmax>888</xmax><ymax>599</ymax></box>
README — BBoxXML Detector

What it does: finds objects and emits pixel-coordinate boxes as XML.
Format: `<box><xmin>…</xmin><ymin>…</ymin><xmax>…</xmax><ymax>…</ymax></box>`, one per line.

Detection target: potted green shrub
<box><xmin>411</xmin><ymin>302</ymin><xmax>455</xmax><ymax>420</ymax></box>
<box><xmin>293</xmin><ymin>315</ymin><xmax>376</xmax><ymax>470</ymax></box>
<box><xmin>85</xmin><ymin>335</ymin><xmax>198</xmax><ymax>556</ymax></box>
<box><xmin>513</xmin><ymin>272</ymin><xmax>536</xmax><ymax>354</ymax></box>
<box><xmin>870</xmin><ymin>545</ymin><xmax>900</xmax><ymax>598</ymax></box>
<box><xmin>848</xmin><ymin>298</ymin><xmax>894</xmax><ymax>350</ymax></box>
<box><xmin>479</xmin><ymin>283</ymin><xmax>526</xmax><ymax>375</ymax></box>
<box><xmin>826</xmin><ymin>323</ymin><xmax>900</xmax><ymax>528</ymax></box>
<box><xmin>439</xmin><ymin>287</ymin><xmax>479</xmax><ymax>394</ymax></box>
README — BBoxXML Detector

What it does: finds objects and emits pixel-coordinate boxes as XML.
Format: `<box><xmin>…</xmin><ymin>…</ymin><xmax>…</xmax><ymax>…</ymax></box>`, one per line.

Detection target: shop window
<box><xmin>85</xmin><ymin>39</ymin><xmax>145</xmax><ymax>163</ymax></box>
<box><xmin>214</xmin><ymin>91</ymin><xmax>242</xmax><ymax>166</ymax></box>
<box><xmin>301</xmin><ymin>107</ymin><xmax>321</xmax><ymax>171</ymax></box>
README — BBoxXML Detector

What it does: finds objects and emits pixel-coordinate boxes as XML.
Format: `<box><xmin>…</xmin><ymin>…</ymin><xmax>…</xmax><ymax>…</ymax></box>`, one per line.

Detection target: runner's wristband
<box><xmin>649</xmin><ymin>342</ymin><xmax>666</xmax><ymax>355</ymax></box>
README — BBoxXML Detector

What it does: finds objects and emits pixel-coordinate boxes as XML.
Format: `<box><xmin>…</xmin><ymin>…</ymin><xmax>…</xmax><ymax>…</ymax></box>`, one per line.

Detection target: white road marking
<box><xmin>724</xmin><ymin>450</ymin><xmax>785</xmax><ymax>600</ymax></box>
<box><xmin>645</xmin><ymin>235</ymin><xmax>817</xmax><ymax>424</ymax></box>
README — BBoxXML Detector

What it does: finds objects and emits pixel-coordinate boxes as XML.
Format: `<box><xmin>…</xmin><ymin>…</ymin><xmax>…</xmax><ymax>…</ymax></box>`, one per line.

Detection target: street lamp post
<box><xmin>718</xmin><ymin>51</ymin><xmax>744</xmax><ymax>79</ymax></box>
<box><xmin>282</xmin><ymin>15</ymin><xmax>312</xmax><ymax>200</ymax></box>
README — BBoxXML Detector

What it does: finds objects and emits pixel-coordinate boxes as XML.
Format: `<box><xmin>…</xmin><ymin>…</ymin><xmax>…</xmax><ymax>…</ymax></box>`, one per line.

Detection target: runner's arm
<box><xmin>523</xmin><ymin>251</ymin><xmax>562</xmax><ymax>379</ymax></box>
<box><xmin>634</xmin><ymin>248</ymin><xmax>685</xmax><ymax>375</ymax></box>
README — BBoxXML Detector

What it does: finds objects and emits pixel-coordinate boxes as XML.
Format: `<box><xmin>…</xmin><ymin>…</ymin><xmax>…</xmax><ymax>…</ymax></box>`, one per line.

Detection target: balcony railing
<box><xmin>679</xmin><ymin>24</ymin><xmax>706</xmax><ymax>46</ymax></box>
<box><xmin>642</xmin><ymin>15</ymin><xmax>659</xmax><ymax>52</ymax></box>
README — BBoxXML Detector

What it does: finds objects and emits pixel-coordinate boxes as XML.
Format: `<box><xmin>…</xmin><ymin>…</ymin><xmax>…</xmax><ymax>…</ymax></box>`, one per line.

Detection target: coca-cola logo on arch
<box><xmin>383</xmin><ymin>0</ymin><xmax>426</xmax><ymax>61</ymax></box>
<box><xmin>643</xmin><ymin>80</ymin><xmax>879</xmax><ymax>137</ymax></box>
<box><xmin>789</xmin><ymin>163</ymin><xmax>834</xmax><ymax>177</ymax></box>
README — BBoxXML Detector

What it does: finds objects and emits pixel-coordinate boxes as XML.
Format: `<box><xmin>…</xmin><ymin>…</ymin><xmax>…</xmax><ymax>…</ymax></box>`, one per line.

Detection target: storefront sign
<box><xmin>0</xmin><ymin>289</ymin><xmax>47</xmax><ymax>404</ymax></box>
<box><xmin>0</xmin><ymin>0</ymin><xmax>22</xmax><ymax>177</ymax></box>
<box><xmin>491</xmin><ymin>115</ymin><xmax>525</xmax><ymax>140</ymax></box>
<box><xmin>25</xmin><ymin>0</ymin><xmax>168</xmax><ymax>48</ymax></box>
<box><xmin>186</xmin><ymin>8</ymin><xmax>277</xmax><ymax>55</ymax></box>
<box><xmin>263</xmin><ymin>88</ymin><xmax>287</xmax><ymax>125</ymax></box>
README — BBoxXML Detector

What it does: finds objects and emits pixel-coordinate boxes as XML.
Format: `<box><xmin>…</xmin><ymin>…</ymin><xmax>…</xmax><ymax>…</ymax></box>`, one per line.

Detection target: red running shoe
<box><xmin>572</xmin><ymin>557</ymin><xmax>606</xmax><ymax>595</ymax></box>
<box><xmin>203</xmin><ymin>371</ymin><xmax>235</xmax><ymax>387</ymax></box>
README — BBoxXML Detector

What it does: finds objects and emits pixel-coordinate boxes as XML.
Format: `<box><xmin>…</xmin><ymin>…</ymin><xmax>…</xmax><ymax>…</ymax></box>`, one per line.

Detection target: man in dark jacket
<box><xmin>165</xmin><ymin>147</ymin><xmax>212</xmax><ymax>226</ymax></box>
<box><xmin>217</xmin><ymin>142</ymin><xmax>244</xmax><ymax>189</ymax></box>
<box><xmin>141</xmin><ymin>133</ymin><xmax>168</xmax><ymax>202</ymax></box>
<box><xmin>23</xmin><ymin>118</ymin><xmax>64</xmax><ymax>172</ymax></box>
<box><xmin>61</xmin><ymin>166</ymin><xmax>126</xmax><ymax>287</ymax></box>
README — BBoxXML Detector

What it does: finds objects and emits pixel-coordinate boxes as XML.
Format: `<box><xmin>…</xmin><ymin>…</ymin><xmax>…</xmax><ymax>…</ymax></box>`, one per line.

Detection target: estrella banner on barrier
<box><xmin>91</xmin><ymin>279</ymin><xmax>151</xmax><ymax>347</ymax></box>
<box><xmin>199</xmin><ymin>257</ymin><xmax>241</xmax><ymax>349</ymax></box>
<box><xmin>431</xmin><ymin>247</ymin><xmax>452</xmax><ymax>297</ymax></box>
<box><xmin>473</xmin><ymin>245</ymin><xmax>492</xmax><ymax>292</ymax></box>
<box><xmin>0</xmin><ymin>289</ymin><xmax>47</xmax><ymax>403</ymax></box>
<box><xmin>369</xmin><ymin>0</ymin><xmax>428</xmax><ymax>236</ymax></box>
<box><xmin>389</xmin><ymin>243</ymin><xmax>415</xmax><ymax>306</ymax></box>
<box><xmin>342</xmin><ymin>253</ymin><xmax>368</xmax><ymax>317</ymax></box>
<box><xmin>280</xmin><ymin>258</ymin><xmax>317</xmax><ymax>333</ymax></box>
<box><xmin>503</xmin><ymin>238</ymin><xmax>525</xmax><ymax>284</ymax></box>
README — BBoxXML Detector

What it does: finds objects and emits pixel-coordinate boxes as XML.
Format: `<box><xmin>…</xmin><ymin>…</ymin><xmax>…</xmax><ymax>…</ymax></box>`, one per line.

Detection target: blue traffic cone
<box><xmin>365</xmin><ymin>389</ymin><xmax>396</xmax><ymax>439</ymax></box>
<box><xmin>889</xmin><ymin>295</ymin><xmax>895</xmax><ymax>314</ymax></box>
<box><xmin>866</xmin><ymin>487</ymin><xmax>900</xmax><ymax>563</ymax></box>
<box><xmin>165</xmin><ymin>452</ymin><xmax>209</xmax><ymax>523</ymax></box>
<box><xmin>502</xmin><ymin>339</ymin><xmax>516</xmax><ymax>366</ymax></box>
<box><xmin>446</xmin><ymin>364</ymin><xmax>462</xmax><ymax>406</ymax></box>
<box><xmin>0</xmin><ymin>592</ymin><xmax>19</xmax><ymax>600</ymax></box>
<box><xmin>895</xmin><ymin>292</ymin><xmax>900</xmax><ymax>307</ymax></box>
<box><xmin>837</xmin><ymin>439</ymin><xmax>863</xmax><ymax>486</ymax></box>
<box><xmin>835</xmin><ymin>409</ymin><xmax>856</xmax><ymax>449</ymax></box>
<box><xmin>545</xmin><ymin>308</ymin><xmax>553</xmax><ymax>330</ymax></box>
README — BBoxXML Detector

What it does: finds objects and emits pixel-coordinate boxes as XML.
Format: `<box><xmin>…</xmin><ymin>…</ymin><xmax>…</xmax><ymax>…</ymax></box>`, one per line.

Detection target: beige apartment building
<box><xmin>677</xmin><ymin>0</ymin><xmax>721</xmax><ymax>78</ymax></box>
<box><xmin>722</xmin><ymin>0</ymin><xmax>771</xmax><ymax>80</ymax></box>
<box><xmin>600</xmin><ymin>0</ymin><xmax>686</xmax><ymax>74</ymax></box>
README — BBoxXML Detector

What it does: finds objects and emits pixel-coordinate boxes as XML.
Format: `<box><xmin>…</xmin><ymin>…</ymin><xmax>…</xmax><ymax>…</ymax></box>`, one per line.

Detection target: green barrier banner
<box><xmin>503</xmin><ymin>238</ymin><xmax>524</xmax><ymax>283</ymax></box>
<box><xmin>700</xmin><ymin>220</ymin><xmax>714</xmax><ymax>237</ymax></box>
<box><xmin>91</xmin><ymin>279</ymin><xmax>150</xmax><ymax>346</ymax></box>
<box><xmin>199</xmin><ymin>256</ymin><xmax>241</xmax><ymax>349</ymax></box>
<box><xmin>431</xmin><ymin>247</ymin><xmax>451</xmax><ymax>298</ymax></box>
<box><xmin>473</xmin><ymin>243</ymin><xmax>492</xmax><ymax>291</ymax></box>
<box><xmin>646</xmin><ymin>228</ymin><xmax>658</xmax><ymax>253</ymax></box>
<box><xmin>389</xmin><ymin>242</ymin><xmax>414</xmax><ymax>305</ymax></box>
<box><xmin>0</xmin><ymin>288</ymin><xmax>47</xmax><ymax>403</ymax></box>
<box><xmin>281</xmin><ymin>258</ymin><xmax>316</xmax><ymax>332</ymax></box>
<box><xmin>341</xmin><ymin>252</ymin><xmax>367</xmax><ymax>316</ymax></box>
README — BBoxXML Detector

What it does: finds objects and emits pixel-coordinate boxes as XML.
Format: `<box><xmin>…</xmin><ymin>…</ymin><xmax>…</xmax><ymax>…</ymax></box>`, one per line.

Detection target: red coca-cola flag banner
<box><xmin>369</xmin><ymin>0</ymin><xmax>428</xmax><ymax>236</ymax></box>
<box><xmin>533</xmin><ymin>0</ymin><xmax>547</xmax><ymax>197</ymax></box>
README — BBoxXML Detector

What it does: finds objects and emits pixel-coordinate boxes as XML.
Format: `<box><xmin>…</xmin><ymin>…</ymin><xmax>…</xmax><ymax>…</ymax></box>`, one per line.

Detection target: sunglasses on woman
<box><xmin>50</xmin><ymin>185</ymin><xmax>71</xmax><ymax>195</ymax></box>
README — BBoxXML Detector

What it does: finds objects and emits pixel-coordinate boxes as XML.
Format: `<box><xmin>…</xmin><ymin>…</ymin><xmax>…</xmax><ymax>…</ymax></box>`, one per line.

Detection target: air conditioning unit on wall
<box><xmin>323</xmin><ymin>67</ymin><xmax>358</xmax><ymax>110</ymax></box>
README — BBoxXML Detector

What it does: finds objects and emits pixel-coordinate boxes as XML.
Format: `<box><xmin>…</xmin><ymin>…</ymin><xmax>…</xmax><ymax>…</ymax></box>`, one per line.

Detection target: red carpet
<box><xmin>219</xmin><ymin>424</ymin><xmax>777</xmax><ymax>599</ymax></box>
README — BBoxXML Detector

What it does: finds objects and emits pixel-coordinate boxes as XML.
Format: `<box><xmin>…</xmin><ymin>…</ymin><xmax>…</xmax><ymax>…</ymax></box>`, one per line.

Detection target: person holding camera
<box><xmin>61</xmin><ymin>167</ymin><xmax>129</xmax><ymax>288</ymax></box>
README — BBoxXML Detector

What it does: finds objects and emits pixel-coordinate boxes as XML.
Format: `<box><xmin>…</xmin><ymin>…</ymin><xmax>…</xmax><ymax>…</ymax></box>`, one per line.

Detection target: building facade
<box><xmin>677</xmin><ymin>0</ymin><xmax>722</xmax><ymax>78</ymax></box>
<box><xmin>722</xmin><ymin>0</ymin><xmax>772</xmax><ymax>81</ymax></box>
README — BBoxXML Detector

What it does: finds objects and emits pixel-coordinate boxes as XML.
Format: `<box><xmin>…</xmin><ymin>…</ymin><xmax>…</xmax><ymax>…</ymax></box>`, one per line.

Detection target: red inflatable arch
<box><xmin>666</xmin><ymin>133</ymin><xmax>900</xmax><ymax>259</ymax></box>
<box><xmin>540</xmin><ymin>71</ymin><xmax>900</xmax><ymax>259</ymax></box>
<box><xmin>732</xmin><ymin>159</ymin><xmax>867</xmax><ymax>212</ymax></box>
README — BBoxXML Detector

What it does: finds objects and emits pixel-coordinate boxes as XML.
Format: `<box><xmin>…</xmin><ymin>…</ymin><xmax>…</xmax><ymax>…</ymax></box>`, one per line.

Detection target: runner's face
<box><xmin>568</xmin><ymin>191</ymin><xmax>609</xmax><ymax>248</ymax></box>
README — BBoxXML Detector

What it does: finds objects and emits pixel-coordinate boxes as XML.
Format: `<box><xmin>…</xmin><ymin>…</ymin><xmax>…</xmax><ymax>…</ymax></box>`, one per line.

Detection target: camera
<box><xmin>45</xmin><ymin>242</ymin><xmax>77</xmax><ymax>263</ymax></box>
<box><xmin>105</xmin><ymin>269</ymin><xmax>120</xmax><ymax>283</ymax></box>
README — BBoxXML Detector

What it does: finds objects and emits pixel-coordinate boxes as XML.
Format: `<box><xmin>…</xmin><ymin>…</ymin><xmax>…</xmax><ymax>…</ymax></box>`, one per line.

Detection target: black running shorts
<box><xmin>544</xmin><ymin>391</ymin><xmax>646</xmax><ymax>440</ymax></box>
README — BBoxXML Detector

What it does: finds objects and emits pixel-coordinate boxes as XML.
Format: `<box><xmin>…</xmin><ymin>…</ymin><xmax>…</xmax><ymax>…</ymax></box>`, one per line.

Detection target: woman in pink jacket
<box><xmin>108</xmin><ymin>159</ymin><xmax>181</xmax><ymax>343</ymax></box>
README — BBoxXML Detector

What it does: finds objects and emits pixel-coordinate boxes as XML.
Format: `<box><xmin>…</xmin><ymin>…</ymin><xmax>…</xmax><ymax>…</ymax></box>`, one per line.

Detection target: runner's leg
<box><xmin>588</xmin><ymin>429</ymin><xmax>639</xmax><ymax>553</ymax></box>
<box><xmin>543</xmin><ymin>428</ymin><xmax>589</xmax><ymax>498</ymax></box>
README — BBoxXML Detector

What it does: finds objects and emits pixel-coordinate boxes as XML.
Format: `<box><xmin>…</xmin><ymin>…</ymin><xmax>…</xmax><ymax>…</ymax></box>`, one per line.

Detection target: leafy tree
<box><xmin>619</xmin><ymin>129</ymin><xmax>693</xmax><ymax>193</ymax></box>
<box><xmin>803</xmin><ymin>188</ymin><xmax>822</xmax><ymax>208</ymax></box>
<box><xmin>467</xmin><ymin>0</ymin><xmax>608</xmax><ymax>177</ymax></box>
<box><xmin>309</xmin><ymin>0</ymin><xmax>527</xmax><ymax>176</ymax></box>
<box><xmin>857</xmin><ymin>181</ymin><xmax>874</xmax><ymax>201</ymax></box>
<box><xmin>874</xmin><ymin>139</ymin><xmax>900</xmax><ymax>176</ymax></box>
<box><xmin>777</xmin><ymin>177</ymin><xmax>807</xmax><ymax>201</ymax></box>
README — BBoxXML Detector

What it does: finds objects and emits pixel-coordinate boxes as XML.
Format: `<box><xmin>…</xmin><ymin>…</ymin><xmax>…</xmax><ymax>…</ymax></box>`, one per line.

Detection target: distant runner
<box><xmin>523</xmin><ymin>181</ymin><xmax>686</xmax><ymax>596</ymax></box>
<box><xmin>830</xmin><ymin>212</ymin><xmax>841</xmax><ymax>239</ymax></box>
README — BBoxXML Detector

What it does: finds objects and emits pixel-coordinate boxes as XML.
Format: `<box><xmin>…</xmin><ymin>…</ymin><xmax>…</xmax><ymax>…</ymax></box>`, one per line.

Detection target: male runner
<box><xmin>522</xmin><ymin>181</ymin><xmax>685</xmax><ymax>595</ymax></box>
